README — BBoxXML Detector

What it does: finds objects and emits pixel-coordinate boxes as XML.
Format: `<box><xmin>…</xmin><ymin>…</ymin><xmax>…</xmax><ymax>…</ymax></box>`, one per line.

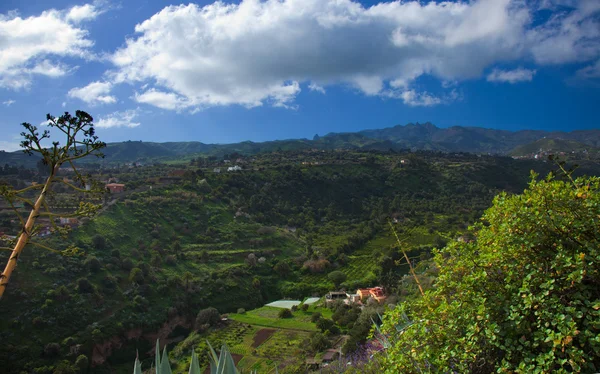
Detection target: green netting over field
<box><xmin>265</xmin><ymin>300</ymin><xmax>302</xmax><ymax>308</ymax></box>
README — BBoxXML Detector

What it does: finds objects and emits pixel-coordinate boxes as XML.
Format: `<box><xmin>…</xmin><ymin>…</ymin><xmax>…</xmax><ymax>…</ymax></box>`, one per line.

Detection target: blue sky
<box><xmin>0</xmin><ymin>0</ymin><xmax>599</xmax><ymax>151</ymax></box>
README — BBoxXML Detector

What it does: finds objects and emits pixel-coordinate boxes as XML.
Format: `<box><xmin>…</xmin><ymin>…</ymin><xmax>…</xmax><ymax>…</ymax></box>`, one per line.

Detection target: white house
<box><xmin>227</xmin><ymin>165</ymin><xmax>242</xmax><ymax>172</ymax></box>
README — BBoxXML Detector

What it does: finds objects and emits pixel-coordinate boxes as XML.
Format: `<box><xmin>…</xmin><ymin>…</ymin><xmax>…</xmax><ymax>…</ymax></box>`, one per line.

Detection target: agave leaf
<box><xmin>206</xmin><ymin>340</ymin><xmax>219</xmax><ymax>374</ymax></box>
<box><xmin>220</xmin><ymin>344</ymin><xmax>239</xmax><ymax>374</ymax></box>
<box><xmin>133</xmin><ymin>357</ymin><xmax>143</xmax><ymax>374</ymax></box>
<box><xmin>189</xmin><ymin>350</ymin><xmax>201</xmax><ymax>374</ymax></box>
<box><xmin>155</xmin><ymin>339</ymin><xmax>161</xmax><ymax>374</ymax></box>
<box><xmin>160</xmin><ymin>346</ymin><xmax>173</xmax><ymax>374</ymax></box>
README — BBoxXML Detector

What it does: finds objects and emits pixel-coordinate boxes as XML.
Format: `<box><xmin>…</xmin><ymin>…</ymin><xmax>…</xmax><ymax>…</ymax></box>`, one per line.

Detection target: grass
<box><xmin>170</xmin><ymin>302</ymin><xmax>333</xmax><ymax>374</ymax></box>
<box><xmin>229</xmin><ymin>306</ymin><xmax>317</xmax><ymax>331</ymax></box>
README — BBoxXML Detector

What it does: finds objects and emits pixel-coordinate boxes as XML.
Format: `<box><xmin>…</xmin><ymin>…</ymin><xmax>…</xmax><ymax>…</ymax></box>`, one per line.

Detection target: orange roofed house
<box><xmin>106</xmin><ymin>183</ymin><xmax>125</xmax><ymax>193</ymax></box>
<box><xmin>357</xmin><ymin>286</ymin><xmax>386</xmax><ymax>303</ymax></box>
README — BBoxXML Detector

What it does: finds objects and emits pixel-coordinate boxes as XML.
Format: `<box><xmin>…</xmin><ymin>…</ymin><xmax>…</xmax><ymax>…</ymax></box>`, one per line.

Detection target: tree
<box><xmin>196</xmin><ymin>307</ymin><xmax>220</xmax><ymax>327</ymax></box>
<box><xmin>74</xmin><ymin>354</ymin><xmax>89</xmax><ymax>373</ymax></box>
<box><xmin>84</xmin><ymin>256</ymin><xmax>101</xmax><ymax>273</ymax></box>
<box><xmin>381</xmin><ymin>173</ymin><xmax>600</xmax><ymax>373</ymax></box>
<box><xmin>92</xmin><ymin>235</ymin><xmax>106</xmax><ymax>250</ymax></box>
<box><xmin>77</xmin><ymin>278</ymin><xmax>94</xmax><ymax>294</ymax></box>
<box><xmin>309</xmin><ymin>332</ymin><xmax>329</xmax><ymax>352</ymax></box>
<box><xmin>328</xmin><ymin>270</ymin><xmax>347</xmax><ymax>289</ymax></box>
<box><xmin>129</xmin><ymin>268</ymin><xmax>144</xmax><ymax>284</ymax></box>
<box><xmin>278</xmin><ymin>308</ymin><xmax>292</xmax><ymax>318</ymax></box>
<box><xmin>0</xmin><ymin>111</ymin><xmax>105</xmax><ymax>299</ymax></box>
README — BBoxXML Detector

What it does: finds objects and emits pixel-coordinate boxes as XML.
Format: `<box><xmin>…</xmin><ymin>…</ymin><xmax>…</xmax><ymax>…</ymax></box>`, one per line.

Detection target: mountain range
<box><xmin>2</xmin><ymin>122</ymin><xmax>599</xmax><ymax>166</ymax></box>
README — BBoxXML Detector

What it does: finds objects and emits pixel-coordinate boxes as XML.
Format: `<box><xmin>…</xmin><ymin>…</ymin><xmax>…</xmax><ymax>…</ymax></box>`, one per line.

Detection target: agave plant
<box><xmin>132</xmin><ymin>339</ymin><xmax>247</xmax><ymax>374</ymax></box>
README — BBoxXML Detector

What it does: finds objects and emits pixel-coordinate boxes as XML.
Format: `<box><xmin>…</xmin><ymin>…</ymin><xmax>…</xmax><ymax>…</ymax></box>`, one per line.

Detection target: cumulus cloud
<box><xmin>96</xmin><ymin>109</ymin><xmax>141</xmax><ymax>128</ymax></box>
<box><xmin>66</xmin><ymin>4</ymin><xmax>100</xmax><ymax>23</ymax></box>
<box><xmin>2</xmin><ymin>99</ymin><xmax>15</xmax><ymax>106</ymax></box>
<box><xmin>68</xmin><ymin>81</ymin><xmax>116</xmax><ymax>104</ymax></box>
<box><xmin>487</xmin><ymin>68</ymin><xmax>537</xmax><ymax>83</ymax></box>
<box><xmin>0</xmin><ymin>5</ymin><xmax>95</xmax><ymax>89</ymax></box>
<box><xmin>109</xmin><ymin>0</ymin><xmax>533</xmax><ymax>110</ymax></box>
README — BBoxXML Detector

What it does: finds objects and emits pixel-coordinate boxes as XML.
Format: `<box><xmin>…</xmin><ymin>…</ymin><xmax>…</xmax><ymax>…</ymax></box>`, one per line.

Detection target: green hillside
<box><xmin>509</xmin><ymin>137</ymin><xmax>600</xmax><ymax>156</ymax></box>
<box><xmin>0</xmin><ymin>149</ymin><xmax>598</xmax><ymax>373</ymax></box>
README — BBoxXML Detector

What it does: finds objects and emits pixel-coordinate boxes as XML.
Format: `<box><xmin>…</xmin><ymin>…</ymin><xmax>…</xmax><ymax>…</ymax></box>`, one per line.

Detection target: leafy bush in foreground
<box><xmin>382</xmin><ymin>173</ymin><xmax>600</xmax><ymax>373</ymax></box>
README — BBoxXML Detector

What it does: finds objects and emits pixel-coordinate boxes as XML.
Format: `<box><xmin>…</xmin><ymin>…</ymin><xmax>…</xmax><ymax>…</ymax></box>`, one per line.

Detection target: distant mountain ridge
<box><xmin>1</xmin><ymin>122</ymin><xmax>599</xmax><ymax>166</ymax></box>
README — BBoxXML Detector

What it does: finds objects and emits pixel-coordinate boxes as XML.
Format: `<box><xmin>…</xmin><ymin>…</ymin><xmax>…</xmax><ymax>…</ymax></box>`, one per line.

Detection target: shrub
<box><xmin>309</xmin><ymin>332</ymin><xmax>329</xmax><ymax>352</ymax></box>
<box><xmin>84</xmin><ymin>256</ymin><xmax>101</xmax><ymax>273</ymax></box>
<box><xmin>328</xmin><ymin>270</ymin><xmax>347</xmax><ymax>289</ymax></box>
<box><xmin>92</xmin><ymin>235</ymin><xmax>106</xmax><ymax>250</ymax></box>
<box><xmin>43</xmin><ymin>342</ymin><xmax>60</xmax><ymax>357</ymax></box>
<box><xmin>75</xmin><ymin>355</ymin><xmax>88</xmax><ymax>372</ymax></box>
<box><xmin>301</xmin><ymin>303</ymin><xmax>309</xmax><ymax>312</ymax></box>
<box><xmin>129</xmin><ymin>268</ymin><xmax>144</xmax><ymax>284</ymax></box>
<box><xmin>164</xmin><ymin>255</ymin><xmax>176</xmax><ymax>266</ymax></box>
<box><xmin>101</xmin><ymin>275</ymin><xmax>117</xmax><ymax>290</ymax></box>
<box><xmin>278</xmin><ymin>308</ymin><xmax>292</xmax><ymax>318</ymax></box>
<box><xmin>311</xmin><ymin>312</ymin><xmax>322</xmax><ymax>323</ymax></box>
<box><xmin>121</xmin><ymin>258</ymin><xmax>134</xmax><ymax>271</ymax></box>
<box><xmin>77</xmin><ymin>278</ymin><xmax>94</xmax><ymax>294</ymax></box>
<box><xmin>382</xmin><ymin>174</ymin><xmax>600</xmax><ymax>373</ymax></box>
<box><xmin>195</xmin><ymin>307</ymin><xmax>220</xmax><ymax>328</ymax></box>
<box><xmin>237</xmin><ymin>308</ymin><xmax>246</xmax><ymax>314</ymax></box>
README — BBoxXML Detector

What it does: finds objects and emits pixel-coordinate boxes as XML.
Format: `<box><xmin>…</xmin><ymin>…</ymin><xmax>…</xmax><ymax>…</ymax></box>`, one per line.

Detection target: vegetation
<box><xmin>0</xmin><ymin>111</ymin><xmax>105</xmax><ymax>298</ymax></box>
<box><xmin>1</xmin><ymin>116</ymin><xmax>599</xmax><ymax>373</ymax></box>
<box><xmin>381</xmin><ymin>172</ymin><xmax>600</xmax><ymax>373</ymax></box>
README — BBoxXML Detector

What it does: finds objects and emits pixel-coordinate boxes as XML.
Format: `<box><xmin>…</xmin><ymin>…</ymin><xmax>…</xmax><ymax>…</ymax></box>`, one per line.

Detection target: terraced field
<box><xmin>170</xmin><ymin>304</ymin><xmax>332</xmax><ymax>373</ymax></box>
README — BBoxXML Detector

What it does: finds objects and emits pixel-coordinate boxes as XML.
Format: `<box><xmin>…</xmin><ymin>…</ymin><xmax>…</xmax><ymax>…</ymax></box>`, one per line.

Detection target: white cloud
<box><xmin>109</xmin><ymin>0</ymin><xmax>533</xmax><ymax>110</ymax></box>
<box><xmin>386</xmin><ymin>89</ymin><xmax>443</xmax><ymax>107</ymax></box>
<box><xmin>2</xmin><ymin>99</ymin><xmax>15</xmax><ymax>106</ymax></box>
<box><xmin>102</xmin><ymin>0</ymin><xmax>600</xmax><ymax>110</ymax></box>
<box><xmin>528</xmin><ymin>0</ymin><xmax>600</xmax><ymax>65</ymax></box>
<box><xmin>308</xmin><ymin>83</ymin><xmax>326</xmax><ymax>94</ymax></box>
<box><xmin>0</xmin><ymin>6</ymin><xmax>95</xmax><ymax>89</ymax></box>
<box><xmin>134</xmin><ymin>89</ymin><xmax>190</xmax><ymax>111</ymax></box>
<box><xmin>96</xmin><ymin>109</ymin><xmax>141</xmax><ymax>128</ymax></box>
<box><xmin>68</xmin><ymin>81</ymin><xmax>116</xmax><ymax>104</ymax></box>
<box><xmin>30</xmin><ymin>59</ymin><xmax>71</xmax><ymax>78</ymax></box>
<box><xmin>66</xmin><ymin>4</ymin><xmax>100</xmax><ymax>23</ymax></box>
<box><xmin>487</xmin><ymin>68</ymin><xmax>537</xmax><ymax>83</ymax></box>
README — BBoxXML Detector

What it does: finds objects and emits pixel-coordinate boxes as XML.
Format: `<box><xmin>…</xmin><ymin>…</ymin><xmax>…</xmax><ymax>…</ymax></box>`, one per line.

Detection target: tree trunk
<box><xmin>0</xmin><ymin>166</ymin><xmax>57</xmax><ymax>299</ymax></box>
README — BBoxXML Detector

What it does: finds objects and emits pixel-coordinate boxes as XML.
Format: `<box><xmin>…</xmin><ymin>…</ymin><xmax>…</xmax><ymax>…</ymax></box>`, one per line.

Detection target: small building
<box><xmin>227</xmin><ymin>165</ymin><xmax>242</xmax><ymax>172</ymax></box>
<box><xmin>213</xmin><ymin>168</ymin><xmax>221</xmax><ymax>173</ymax></box>
<box><xmin>322</xmin><ymin>350</ymin><xmax>340</xmax><ymax>363</ymax></box>
<box><xmin>325</xmin><ymin>291</ymin><xmax>347</xmax><ymax>302</ymax></box>
<box><xmin>106</xmin><ymin>183</ymin><xmax>125</xmax><ymax>193</ymax></box>
<box><xmin>346</xmin><ymin>293</ymin><xmax>361</xmax><ymax>304</ymax></box>
<box><xmin>357</xmin><ymin>287</ymin><xmax>387</xmax><ymax>303</ymax></box>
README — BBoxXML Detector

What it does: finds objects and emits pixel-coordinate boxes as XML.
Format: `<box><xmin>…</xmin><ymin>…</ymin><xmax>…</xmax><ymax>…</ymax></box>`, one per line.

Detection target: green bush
<box><xmin>278</xmin><ymin>308</ymin><xmax>292</xmax><ymax>318</ymax></box>
<box><xmin>84</xmin><ymin>256</ymin><xmax>101</xmax><ymax>273</ymax></box>
<box><xmin>77</xmin><ymin>278</ymin><xmax>94</xmax><ymax>294</ymax></box>
<box><xmin>129</xmin><ymin>268</ymin><xmax>144</xmax><ymax>284</ymax></box>
<box><xmin>382</xmin><ymin>174</ymin><xmax>600</xmax><ymax>373</ymax></box>
<box><xmin>195</xmin><ymin>307</ymin><xmax>220</xmax><ymax>327</ymax></box>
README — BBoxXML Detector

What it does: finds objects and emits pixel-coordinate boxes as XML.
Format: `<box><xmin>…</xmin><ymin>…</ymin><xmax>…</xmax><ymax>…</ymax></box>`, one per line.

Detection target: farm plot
<box><xmin>252</xmin><ymin>329</ymin><xmax>276</xmax><ymax>348</ymax></box>
<box><xmin>229</xmin><ymin>307</ymin><xmax>317</xmax><ymax>331</ymax></box>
